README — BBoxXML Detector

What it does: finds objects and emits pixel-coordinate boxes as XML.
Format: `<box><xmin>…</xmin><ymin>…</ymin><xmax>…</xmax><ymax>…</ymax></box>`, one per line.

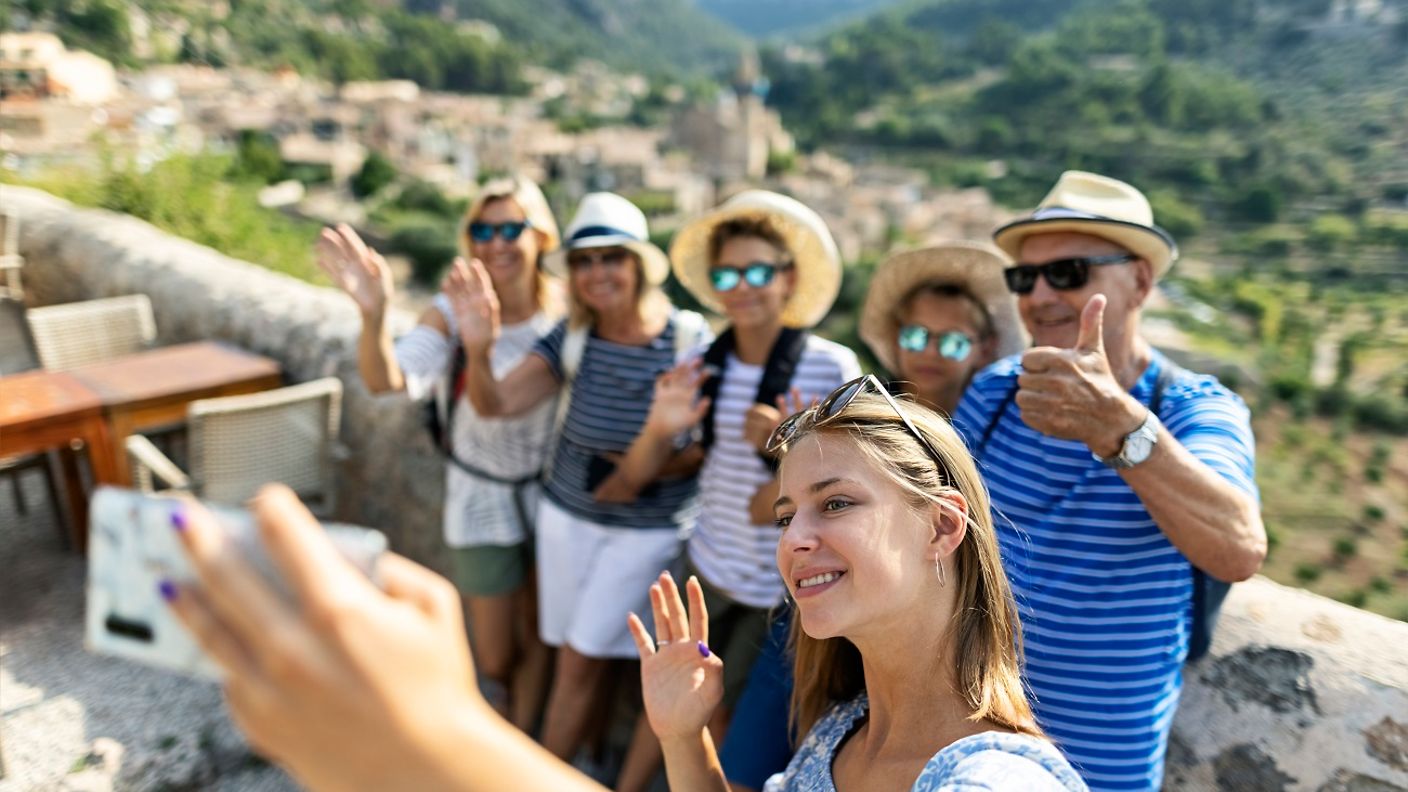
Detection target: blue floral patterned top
<box><xmin>763</xmin><ymin>696</ymin><xmax>1088</xmax><ymax>792</ymax></box>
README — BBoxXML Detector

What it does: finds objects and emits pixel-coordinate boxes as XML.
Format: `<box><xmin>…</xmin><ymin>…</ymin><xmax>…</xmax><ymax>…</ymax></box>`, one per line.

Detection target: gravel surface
<box><xmin>0</xmin><ymin>466</ymin><xmax>298</xmax><ymax>792</ymax></box>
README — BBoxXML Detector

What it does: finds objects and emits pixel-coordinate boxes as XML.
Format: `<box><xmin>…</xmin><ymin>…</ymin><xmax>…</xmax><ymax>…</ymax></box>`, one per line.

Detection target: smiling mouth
<box><xmin>799</xmin><ymin>569</ymin><xmax>839</xmax><ymax>589</ymax></box>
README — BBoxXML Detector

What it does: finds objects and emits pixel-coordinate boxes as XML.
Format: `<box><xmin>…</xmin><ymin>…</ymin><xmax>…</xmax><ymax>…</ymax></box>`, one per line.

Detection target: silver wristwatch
<box><xmin>1095</xmin><ymin>410</ymin><xmax>1162</xmax><ymax>469</ymax></box>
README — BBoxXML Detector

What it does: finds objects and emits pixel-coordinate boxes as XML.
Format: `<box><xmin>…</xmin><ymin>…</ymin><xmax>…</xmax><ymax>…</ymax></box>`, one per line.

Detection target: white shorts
<box><xmin>536</xmin><ymin>497</ymin><xmax>684</xmax><ymax>658</ymax></box>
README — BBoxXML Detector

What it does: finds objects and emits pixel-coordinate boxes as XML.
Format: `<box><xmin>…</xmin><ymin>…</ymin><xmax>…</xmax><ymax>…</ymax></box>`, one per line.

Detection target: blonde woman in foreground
<box><xmin>162</xmin><ymin>379</ymin><xmax>1085</xmax><ymax>791</ymax></box>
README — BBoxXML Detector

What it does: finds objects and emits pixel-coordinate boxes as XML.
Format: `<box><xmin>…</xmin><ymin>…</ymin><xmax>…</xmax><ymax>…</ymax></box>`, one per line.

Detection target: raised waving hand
<box><xmin>443</xmin><ymin>257</ymin><xmax>502</xmax><ymax>354</ymax></box>
<box><xmin>315</xmin><ymin>224</ymin><xmax>394</xmax><ymax>319</ymax></box>
<box><xmin>627</xmin><ymin>572</ymin><xmax>724</xmax><ymax>743</ymax></box>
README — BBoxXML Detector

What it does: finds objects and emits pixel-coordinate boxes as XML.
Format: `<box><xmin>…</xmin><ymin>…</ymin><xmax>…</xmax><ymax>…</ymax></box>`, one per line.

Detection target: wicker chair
<box><xmin>124</xmin><ymin>378</ymin><xmax>344</xmax><ymax>516</ymax></box>
<box><xmin>0</xmin><ymin>296</ymin><xmax>69</xmax><ymax>545</ymax></box>
<box><xmin>26</xmin><ymin>294</ymin><xmax>157</xmax><ymax>371</ymax></box>
<box><xmin>0</xmin><ymin>208</ymin><xmax>22</xmax><ymax>299</ymax></box>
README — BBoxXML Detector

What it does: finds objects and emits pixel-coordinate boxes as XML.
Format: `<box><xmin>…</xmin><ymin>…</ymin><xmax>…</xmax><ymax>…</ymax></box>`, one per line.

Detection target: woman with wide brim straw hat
<box><xmin>607</xmin><ymin>189</ymin><xmax>861</xmax><ymax>792</ymax></box>
<box><xmin>315</xmin><ymin>175</ymin><xmax>562</xmax><ymax>735</ymax></box>
<box><xmin>445</xmin><ymin>190</ymin><xmax>711</xmax><ymax>766</ymax></box>
<box><xmin>859</xmin><ymin>241</ymin><xmax>1026</xmax><ymax>416</ymax></box>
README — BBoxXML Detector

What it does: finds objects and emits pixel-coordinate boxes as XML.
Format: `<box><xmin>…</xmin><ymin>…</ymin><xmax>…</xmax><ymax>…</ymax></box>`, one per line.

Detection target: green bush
<box><xmin>1306</xmin><ymin>213</ymin><xmax>1357</xmax><ymax>253</ymax></box>
<box><xmin>389</xmin><ymin>223</ymin><xmax>457</xmax><ymax>287</ymax></box>
<box><xmin>1369</xmin><ymin>577</ymin><xmax>1391</xmax><ymax>594</ymax></box>
<box><xmin>351</xmin><ymin>152</ymin><xmax>397</xmax><ymax>199</ymax></box>
<box><xmin>1339</xmin><ymin>589</ymin><xmax>1367</xmax><ymax>608</ymax></box>
<box><xmin>1294</xmin><ymin>562</ymin><xmax>1321</xmax><ymax>583</ymax></box>
<box><xmin>1363</xmin><ymin>504</ymin><xmax>1386</xmax><ymax>523</ymax></box>
<box><xmin>1332</xmin><ymin>536</ymin><xmax>1358</xmax><ymax>559</ymax></box>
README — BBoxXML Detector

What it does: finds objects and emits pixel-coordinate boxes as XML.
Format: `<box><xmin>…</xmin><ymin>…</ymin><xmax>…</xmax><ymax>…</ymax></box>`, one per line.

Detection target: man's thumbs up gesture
<box><xmin>1017</xmin><ymin>294</ymin><xmax>1145</xmax><ymax>459</ymax></box>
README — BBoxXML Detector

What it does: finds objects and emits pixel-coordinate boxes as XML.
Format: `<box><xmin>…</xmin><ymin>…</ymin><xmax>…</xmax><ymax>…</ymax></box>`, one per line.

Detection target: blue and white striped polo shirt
<box><xmin>953</xmin><ymin>351</ymin><xmax>1257</xmax><ymax>792</ymax></box>
<box><xmin>532</xmin><ymin>313</ymin><xmax>708</xmax><ymax>531</ymax></box>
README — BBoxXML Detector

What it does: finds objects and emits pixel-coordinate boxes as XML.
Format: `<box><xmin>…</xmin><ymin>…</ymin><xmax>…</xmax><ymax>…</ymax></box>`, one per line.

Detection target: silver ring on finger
<box><xmin>656</xmin><ymin>640</ymin><xmax>671</xmax><ymax>648</ymax></box>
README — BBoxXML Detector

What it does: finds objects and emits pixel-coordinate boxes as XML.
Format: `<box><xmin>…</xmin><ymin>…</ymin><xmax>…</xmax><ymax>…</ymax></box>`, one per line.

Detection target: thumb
<box><xmin>1077</xmin><ymin>294</ymin><xmax>1107</xmax><ymax>354</ymax></box>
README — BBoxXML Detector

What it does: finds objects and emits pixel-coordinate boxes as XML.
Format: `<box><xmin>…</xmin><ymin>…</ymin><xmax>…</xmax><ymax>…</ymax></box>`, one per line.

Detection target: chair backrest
<box><xmin>187</xmin><ymin>377</ymin><xmax>343</xmax><ymax>512</ymax></box>
<box><xmin>0</xmin><ymin>209</ymin><xmax>22</xmax><ymax>298</ymax></box>
<box><xmin>0</xmin><ymin>296</ymin><xmax>41</xmax><ymax>375</ymax></box>
<box><xmin>27</xmin><ymin>294</ymin><xmax>157</xmax><ymax>371</ymax></box>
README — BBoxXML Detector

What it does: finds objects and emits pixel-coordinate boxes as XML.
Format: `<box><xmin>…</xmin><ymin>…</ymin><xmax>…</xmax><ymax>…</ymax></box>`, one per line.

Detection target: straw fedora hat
<box><xmin>859</xmin><ymin>241</ymin><xmax>1027</xmax><ymax>375</ymax></box>
<box><xmin>670</xmin><ymin>190</ymin><xmax>842</xmax><ymax>329</ymax></box>
<box><xmin>992</xmin><ymin>171</ymin><xmax>1179</xmax><ymax>279</ymax></box>
<box><xmin>543</xmin><ymin>192</ymin><xmax>671</xmax><ymax>285</ymax></box>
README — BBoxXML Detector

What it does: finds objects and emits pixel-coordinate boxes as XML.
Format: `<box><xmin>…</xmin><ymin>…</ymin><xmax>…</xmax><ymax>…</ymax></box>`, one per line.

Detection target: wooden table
<box><xmin>0</xmin><ymin>371</ymin><xmax>119</xmax><ymax>544</ymax></box>
<box><xmin>0</xmin><ymin>341</ymin><xmax>282</xmax><ymax>551</ymax></box>
<box><xmin>70</xmin><ymin>341</ymin><xmax>282</xmax><ymax>486</ymax></box>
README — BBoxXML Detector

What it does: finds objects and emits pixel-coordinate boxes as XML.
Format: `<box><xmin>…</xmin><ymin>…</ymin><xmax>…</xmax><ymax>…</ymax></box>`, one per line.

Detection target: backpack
<box><xmin>697</xmin><ymin>326</ymin><xmax>810</xmax><ymax>470</ymax></box>
<box><xmin>976</xmin><ymin>357</ymin><xmax>1230</xmax><ymax>664</ymax></box>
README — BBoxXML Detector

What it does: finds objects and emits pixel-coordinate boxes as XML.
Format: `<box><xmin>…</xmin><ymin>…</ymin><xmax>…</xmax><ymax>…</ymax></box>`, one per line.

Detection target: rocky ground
<box><xmin>0</xmin><ymin>466</ymin><xmax>297</xmax><ymax>792</ymax></box>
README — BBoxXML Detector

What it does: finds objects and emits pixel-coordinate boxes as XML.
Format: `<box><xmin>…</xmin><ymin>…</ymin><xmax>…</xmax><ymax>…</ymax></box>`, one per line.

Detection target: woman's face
<box><xmin>894</xmin><ymin>292</ymin><xmax>989</xmax><ymax>400</ymax></box>
<box><xmin>470</xmin><ymin>198</ymin><xmax>540</xmax><ymax>290</ymax></box>
<box><xmin>711</xmin><ymin>236</ymin><xmax>794</xmax><ymax>332</ymax></box>
<box><xmin>567</xmin><ymin>245</ymin><xmax>640</xmax><ymax>318</ymax></box>
<box><xmin>774</xmin><ymin>433</ymin><xmax>940</xmax><ymax>641</ymax></box>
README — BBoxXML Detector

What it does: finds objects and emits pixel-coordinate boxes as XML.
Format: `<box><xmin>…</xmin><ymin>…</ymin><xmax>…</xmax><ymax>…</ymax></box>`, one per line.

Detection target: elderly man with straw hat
<box><xmin>953</xmin><ymin>171</ymin><xmax>1266</xmax><ymax>792</ymax></box>
<box><xmin>604</xmin><ymin>190</ymin><xmax>861</xmax><ymax>792</ymax></box>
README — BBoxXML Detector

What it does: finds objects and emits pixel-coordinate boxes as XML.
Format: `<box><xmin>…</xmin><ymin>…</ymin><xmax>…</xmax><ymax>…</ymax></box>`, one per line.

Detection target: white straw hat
<box><xmin>859</xmin><ymin>241</ymin><xmax>1027</xmax><ymax>375</ymax></box>
<box><xmin>543</xmin><ymin>192</ymin><xmax>671</xmax><ymax>285</ymax></box>
<box><xmin>992</xmin><ymin>171</ymin><xmax>1179</xmax><ymax>279</ymax></box>
<box><xmin>669</xmin><ymin>190</ymin><xmax>842</xmax><ymax>329</ymax></box>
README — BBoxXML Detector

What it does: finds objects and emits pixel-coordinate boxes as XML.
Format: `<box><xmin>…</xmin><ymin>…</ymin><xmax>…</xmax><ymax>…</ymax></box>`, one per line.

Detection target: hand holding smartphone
<box><xmin>86</xmin><ymin>487</ymin><xmax>387</xmax><ymax>678</ymax></box>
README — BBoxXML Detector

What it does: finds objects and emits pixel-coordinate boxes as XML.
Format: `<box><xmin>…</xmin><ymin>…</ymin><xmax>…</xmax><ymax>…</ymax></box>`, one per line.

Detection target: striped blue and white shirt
<box><xmin>953</xmin><ymin>351</ymin><xmax>1257</xmax><ymax>792</ymax></box>
<box><xmin>688</xmin><ymin>337</ymin><xmax>862</xmax><ymax>608</ymax></box>
<box><xmin>532</xmin><ymin>313</ymin><xmax>709</xmax><ymax>531</ymax></box>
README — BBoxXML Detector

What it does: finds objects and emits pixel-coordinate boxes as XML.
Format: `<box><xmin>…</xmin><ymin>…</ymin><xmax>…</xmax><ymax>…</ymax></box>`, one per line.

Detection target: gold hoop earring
<box><xmin>934</xmin><ymin>554</ymin><xmax>946</xmax><ymax>588</ymax></box>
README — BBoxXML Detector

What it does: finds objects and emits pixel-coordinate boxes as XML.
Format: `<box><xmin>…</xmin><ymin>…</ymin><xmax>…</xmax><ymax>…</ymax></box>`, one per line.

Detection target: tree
<box><xmin>350</xmin><ymin>152</ymin><xmax>396</xmax><ymax>199</ymax></box>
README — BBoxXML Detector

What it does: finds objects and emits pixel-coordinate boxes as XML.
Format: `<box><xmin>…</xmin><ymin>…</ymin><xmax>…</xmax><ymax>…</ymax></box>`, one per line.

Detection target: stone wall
<box><xmin>4</xmin><ymin>186</ymin><xmax>1406</xmax><ymax>791</ymax></box>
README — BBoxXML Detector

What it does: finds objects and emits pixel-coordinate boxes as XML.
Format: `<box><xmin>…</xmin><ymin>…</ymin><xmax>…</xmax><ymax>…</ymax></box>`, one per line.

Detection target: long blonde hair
<box><xmin>774</xmin><ymin>392</ymin><xmax>1040</xmax><ymax>738</ymax></box>
<box><xmin>457</xmin><ymin>176</ymin><xmax>565</xmax><ymax>319</ymax></box>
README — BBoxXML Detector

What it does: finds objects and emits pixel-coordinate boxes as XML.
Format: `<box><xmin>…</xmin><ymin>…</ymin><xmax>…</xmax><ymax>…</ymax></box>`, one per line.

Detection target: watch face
<box><xmin>1124</xmin><ymin>432</ymin><xmax>1154</xmax><ymax>465</ymax></box>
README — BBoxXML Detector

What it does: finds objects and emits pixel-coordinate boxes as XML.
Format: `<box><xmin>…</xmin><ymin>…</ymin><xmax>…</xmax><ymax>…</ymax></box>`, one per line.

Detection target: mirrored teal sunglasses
<box><xmin>897</xmin><ymin>326</ymin><xmax>974</xmax><ymax>362</ymax></box>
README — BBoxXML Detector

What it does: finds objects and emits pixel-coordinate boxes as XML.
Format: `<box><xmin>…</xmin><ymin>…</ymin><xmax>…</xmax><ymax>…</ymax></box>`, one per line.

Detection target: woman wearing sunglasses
<box><xmin>603</xmin><ymin>190</ymin><xmax>860</xmax><ymax>792</ymax></box>
<box><xmin>448</xmin><ymin>191</ymin><xmax>711</xmax><ymax>765</ymax></box>
<box><xmin>315</xmin><ymin>176</ymin><xmax>561</xmax><ymax>733</ymax></box>
<box><xmin>162</xmin><ymin>379</ymin><xmax>1085</xmax><ymax>791</ymax></box>
<box><xmin>857</xmin><ymin>242</ymin><xmax>1026</xmax><ymax>417</ymax></box>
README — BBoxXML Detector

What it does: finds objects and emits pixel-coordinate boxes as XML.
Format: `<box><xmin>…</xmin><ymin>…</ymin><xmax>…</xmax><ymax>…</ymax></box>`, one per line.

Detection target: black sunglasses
<box><xmin>766</xmin><ymin>375</ymin><xmax>948</xmax><ymax>478</ymax></box>
<box><xmin>468</xmin><ymin>220</ymin><xmax>531</xmax><ymax>243</ymax></box>
<box><xmin>710</xmin><ymin>261</ymin><xmax>789</xmax><ymax>292</ymax></box>
<box><xmin>567</xmin><ymin>248</ymin><xmax>631</xmax><ymax>270</ymax></box>
<box><xmin>1003</xmin><ymin>253</ymin><xmax>1136</xmax><ymax>294</ymax></box>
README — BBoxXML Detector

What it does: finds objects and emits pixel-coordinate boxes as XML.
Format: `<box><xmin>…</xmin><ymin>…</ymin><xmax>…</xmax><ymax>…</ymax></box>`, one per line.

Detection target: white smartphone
<box><xmin>86</xmin><ymin>486</ymin><xmax>388</xmax><ymax>679</ymax></box>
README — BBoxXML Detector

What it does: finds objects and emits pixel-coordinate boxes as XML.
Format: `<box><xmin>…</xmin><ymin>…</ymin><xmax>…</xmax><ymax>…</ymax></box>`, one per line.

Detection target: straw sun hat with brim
<box><xmin>542</xmin><ymin>192</ymin><xmax>671</xmax><ymax>286</ymax></box>
<box><xmin>992</xmin><ymin>170</ymin><xmax>1179</xmax><ymax>279</ymax></box>
<box><xmin>859</xmin><ymin>242</ymin><xmax>1028</xmax><ymax>376</ymax></box>
<box><xmin>670</xmin><ymin>190</ymin><xmax>842</xmax><ymax>329</ymax></box>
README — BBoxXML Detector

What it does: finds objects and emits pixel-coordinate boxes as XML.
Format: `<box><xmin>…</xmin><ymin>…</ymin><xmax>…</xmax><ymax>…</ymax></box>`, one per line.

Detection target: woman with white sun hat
<box><xmin>447</xmin><ymin>190</ymin><xmax>710</xmax><ymax>765</ymax></box>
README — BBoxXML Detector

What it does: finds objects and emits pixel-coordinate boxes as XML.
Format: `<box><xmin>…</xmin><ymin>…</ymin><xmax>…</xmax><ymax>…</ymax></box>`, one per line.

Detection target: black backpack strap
<box><xmin>697</xmin><ymin>328</ymin><xmax>736</xmax><ymax>452</ymax></box>
<box><xmin>757</xmin><ymin>328</ymin><xmax>810</xmax><ymax>408</ymax></box>
<box><xmin>975</xmin><ymin>379</ymin><xmax>1020</xmax><ymax>460</ymax></box>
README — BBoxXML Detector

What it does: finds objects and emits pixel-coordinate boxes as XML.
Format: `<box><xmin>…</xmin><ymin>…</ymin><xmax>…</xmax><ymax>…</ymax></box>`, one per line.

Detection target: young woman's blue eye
<box><xmin>774</xmin><ymin>514</ymin><xmax>794</xmax><ymax>529</ymax></box>
<box><xmin>824</xmin><ymin>497</ymin><xmax>852</xmax><ymax>512</ymax></box>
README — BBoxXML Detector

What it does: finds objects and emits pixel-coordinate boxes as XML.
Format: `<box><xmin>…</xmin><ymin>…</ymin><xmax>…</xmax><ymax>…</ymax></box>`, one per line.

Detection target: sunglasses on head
<box><xmin>709</xmin><ymin>261</ymin><xmax>788</xmax><ymax>293</ymax></box>
<box><xmin>897</xmin><ymin>326</ymin><xmax>974</xmax><ymax>362</ymax></box>
<box><xmin>567</xmin><ymin>248</ymin><xmax>630</xmax><ymax>270</ymax></box>
<box><xmin>1003</xmin><ymin>253</ymin><xmax>1136</xmax><ymax>295</ymax></box>
<box><xmin>766</xmin><ymin>375</ymin><xmax>949</xmax><ymax>479</ymax></box>
<box><xmin>467</xmin><ymin>220</ymin><xmax>531</xmax><ymax>243</ymax></box>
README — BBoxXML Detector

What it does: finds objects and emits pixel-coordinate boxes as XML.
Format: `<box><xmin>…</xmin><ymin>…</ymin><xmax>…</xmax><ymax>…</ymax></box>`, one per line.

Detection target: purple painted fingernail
<box><xmin>170</xmin><ymin>509</ymin><xmax>187</xmax><ymax>532</ymax></box>
<box><xmin>158</xmin><ymin>580</ymin><xmax>177</xmax><ymax>602</ymax></box>
<box><xmin>697</xmin><ymin>641</ymin><xmax>711</xmax><ymax>658</ymax></box>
